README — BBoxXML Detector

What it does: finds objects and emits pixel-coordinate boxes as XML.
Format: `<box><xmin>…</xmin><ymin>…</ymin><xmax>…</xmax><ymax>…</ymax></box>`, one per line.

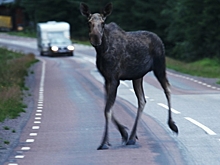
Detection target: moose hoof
<box><xmin>126</xmin><ymin>139</ymin><xmax>136</xmax><ymax>145</ymax></box>
<box><xmin>97</xmin><ymin>144</ymin><xmax>110</xmax><ymax>150</ymax></box>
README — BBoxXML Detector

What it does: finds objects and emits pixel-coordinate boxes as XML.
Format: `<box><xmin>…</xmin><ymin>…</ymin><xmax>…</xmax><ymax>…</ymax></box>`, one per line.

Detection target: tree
<box><xmin>163</xmin><ymin>0</ymin><xmax>220</xmax><ymax>61</ymax></box>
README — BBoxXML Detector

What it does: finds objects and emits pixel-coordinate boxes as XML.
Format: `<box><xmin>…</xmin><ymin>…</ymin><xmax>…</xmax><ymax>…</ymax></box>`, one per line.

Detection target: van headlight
<box><xmin>51</xmin><ymin>46</ymin><xmax>59</xmax><ymax>51</ymax></box>
<box><xmin>67</xmin><ymin>45</ymin><xmax>74</xmax><ymax>51</ymax></box>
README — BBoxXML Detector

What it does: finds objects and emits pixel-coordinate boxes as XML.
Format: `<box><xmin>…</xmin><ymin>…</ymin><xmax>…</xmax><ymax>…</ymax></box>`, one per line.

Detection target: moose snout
<box><xmin>89</xmin><ymin>33</ymin><xmax>102</xmax><ymax>46</ymax></box>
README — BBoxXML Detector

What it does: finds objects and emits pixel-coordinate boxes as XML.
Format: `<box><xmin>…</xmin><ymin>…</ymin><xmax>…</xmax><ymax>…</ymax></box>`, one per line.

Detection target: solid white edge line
<box><xmin>185</xmin><ymin>117</ymin><xmax>217</xmax><ymax>135</ymax></box>
<box><xmin>157</xmin><ymin>103</ymin><xmax>181</xmax><ymax>114</ymax></box>
<box><xmin>129</xmin><ymin>88</ymin><xmax>135</xmax><ymax>93</ymax></box>
<box><xmin>120</xmin><ymin>81</ymin><xmax>129</xmax><ymax>87</ymax></box>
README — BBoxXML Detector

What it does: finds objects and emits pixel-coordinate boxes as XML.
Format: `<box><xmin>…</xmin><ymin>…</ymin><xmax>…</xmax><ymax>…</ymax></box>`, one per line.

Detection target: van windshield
<box><xmin>47</xmin><ymin>32</ymin><xmax>64</xmax><ymax>38</ymax></box>
<box><xmin>50</xmin><ymin>38</ymin><xmax>71</xmax><ymax>45</ymax></box>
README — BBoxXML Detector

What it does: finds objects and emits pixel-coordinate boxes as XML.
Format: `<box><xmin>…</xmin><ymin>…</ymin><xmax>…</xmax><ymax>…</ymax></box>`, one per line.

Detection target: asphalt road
<box><xmin>0</xmin><ymin>34</ymin><xmax>220</xmax><ymax>165</ymax></box>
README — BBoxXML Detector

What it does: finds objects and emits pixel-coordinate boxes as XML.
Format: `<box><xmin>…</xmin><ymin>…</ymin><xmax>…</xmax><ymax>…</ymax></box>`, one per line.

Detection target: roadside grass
<box><xmin>0</xmin><ymin>47</ymin><xmax>38</xmax><ymax>122</ymax></box>
<box><xmin>166</xmin><ymin>57</ymin><xmax>220</xmax><ymax>83</ymax></box>
<box><xmin>7</xmin><ymin>30</ymin><xmax>36</xmax><ymax>38</ymax></box>
<box><xmin>72</xmin><ymin>39</ymin><xmax>91</xmax><ymax>46</ymax></box>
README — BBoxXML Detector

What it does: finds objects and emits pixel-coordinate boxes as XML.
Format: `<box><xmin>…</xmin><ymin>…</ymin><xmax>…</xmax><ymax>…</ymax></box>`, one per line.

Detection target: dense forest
<box><xmin>20</xmin><ymin>0</ymin><xmax>220</xmax><ymax>61</ymax></box>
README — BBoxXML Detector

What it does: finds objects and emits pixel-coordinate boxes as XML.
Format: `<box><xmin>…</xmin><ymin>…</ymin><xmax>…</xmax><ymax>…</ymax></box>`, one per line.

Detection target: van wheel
<box><xmin>40</xmin><ymin>51</ymin><xmax>45</xmax><ymax>56</ymax></box>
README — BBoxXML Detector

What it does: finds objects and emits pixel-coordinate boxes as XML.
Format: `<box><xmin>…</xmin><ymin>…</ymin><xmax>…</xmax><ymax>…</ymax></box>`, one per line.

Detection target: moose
<box><xmin>80</xmin><ymin>3</ymin><xmax>178</xmax><ymax>150</ymax></box>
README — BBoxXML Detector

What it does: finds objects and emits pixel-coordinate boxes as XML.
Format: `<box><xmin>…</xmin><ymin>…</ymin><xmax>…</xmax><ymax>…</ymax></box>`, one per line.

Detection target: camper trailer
<box><xmin>37</xmin><ymin>21</ymin><xmax>74</xmax><ymax>56</ymax></box>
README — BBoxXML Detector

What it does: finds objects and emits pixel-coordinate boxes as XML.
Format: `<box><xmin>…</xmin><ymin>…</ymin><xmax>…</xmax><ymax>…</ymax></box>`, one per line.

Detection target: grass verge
<box><xmin>7</xmin><ymin>30</ymin><xmax>36</xmax><ymax>38</ymax></box>
<box><xmin>166</xmin><ymin>57</ymin><xmax>220</xmax><ymax>83</ymax></box>
<box><xmin>0</xmin><ymin>47</ymin><xmax>38</xmax><ymax>122</ymax></box>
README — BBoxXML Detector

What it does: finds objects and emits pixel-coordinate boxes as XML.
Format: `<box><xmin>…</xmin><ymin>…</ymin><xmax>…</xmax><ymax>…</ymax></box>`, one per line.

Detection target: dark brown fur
<box><xmin>80</xmin><ymin>3</ymin><xmax>178</xmax><ymax>150</ymax></box>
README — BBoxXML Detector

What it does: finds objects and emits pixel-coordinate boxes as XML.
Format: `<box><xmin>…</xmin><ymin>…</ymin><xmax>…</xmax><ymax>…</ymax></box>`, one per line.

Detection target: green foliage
<box><xmin>0</xmin><ymin>48</ymin><xmax>36</xmax><ymax>122</ymax></box>
<box><xmin>166</xmin><ymin>57</ymin><xmax>220</xmax><ymax>78</ymax></box>
<box><xmin>163</xmin><ymin>0</ymin><xmax>220</xmax><ymax>61</ymax></box>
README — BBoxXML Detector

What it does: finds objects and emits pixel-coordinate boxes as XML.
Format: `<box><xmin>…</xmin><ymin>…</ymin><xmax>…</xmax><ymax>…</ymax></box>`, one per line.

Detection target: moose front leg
<box><xmin>127</xmin><ymin>78</ymin><xmax>146</xmax><ymax>145</ymax></box>
<box><xmin>97</xmin><ymin>80</ymin><xmax>119</xmax><ymax>150</ymax></box>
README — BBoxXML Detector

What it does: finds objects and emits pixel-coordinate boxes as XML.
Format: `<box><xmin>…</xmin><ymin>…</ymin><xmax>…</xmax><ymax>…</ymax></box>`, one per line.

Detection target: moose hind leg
<box><xmin>154</xmin><ymin>70</ymin><xmax>178</xmax><ymax>134</ymax></box>
<box><xmin>127</xmin><ymin>78</ymin><xmax>146</xmax><ymax>145</ymax></box>
<box><xmin>112</xmin><ymin>115</ymin><xmax>129</xmax><ymax>144</ymax></box>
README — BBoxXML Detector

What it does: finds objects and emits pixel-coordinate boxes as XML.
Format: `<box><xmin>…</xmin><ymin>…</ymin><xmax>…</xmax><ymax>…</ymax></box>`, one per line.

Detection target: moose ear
<box><xmin>80</xmin><ymin>3</ymin><xmax>91</xmax><ymax>18</ymax></box>
<box><xmin>102</xmin><ymin>3</ymin><xmax>113</xmax><ymax>18</ymax></box>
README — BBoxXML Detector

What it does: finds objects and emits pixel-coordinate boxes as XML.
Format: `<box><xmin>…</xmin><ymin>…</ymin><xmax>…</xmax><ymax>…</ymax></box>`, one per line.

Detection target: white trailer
<box><xmin>37</xmin><ymin>21</ymin><xmax>74</xmax><ymax>56</ymax></box>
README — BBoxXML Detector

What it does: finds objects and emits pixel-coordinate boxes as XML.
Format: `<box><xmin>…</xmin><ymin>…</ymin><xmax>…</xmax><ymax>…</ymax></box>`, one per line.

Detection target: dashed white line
<box><xmin>15</xmin><ymin>155</ymin><xmax>25</xmax><ymax>159</ymax></box>
<box><xmin>185</xmin><ymin>117</ymin><xmax>217</xmax><ymax>135</ymax></box>
<box><xmin>167</xmin><ymin>71</ymin><xmax>220</xmax><ymax>90</ymax></box>
<box><xmin>21</xmin><ymin>147</ymin><xmax>30</xmax><ymax>151</ymax></box>
<box><xmin>26</xmin><ymin>139</ymin><xmax>34</xmax><ymax>143</ymax></box>
<box><xmin>35</xmin><ymin>117</ymin><xmax>41</xmax><ymax>120</ymax></box>
<box><xmin>35</xmin><ymin>113</ymin><xmax>42</xmax><ymax>116</ymax></box>
<box><xmin>145</xmin><ymin>96</ymin><xmax>149</xmax><ymax>99</ymax></box>
<box><xmin>32</xmin><ymin>126</ymin><xmax>40</xmax><ymax>129</ymax></box>
<box><xmin>30</xmin><ymin>133</ymin><xmax>37</xmax><ymax>136</ymax></box>
<box><xmin>157</xmin><ymin>103</ymin><xmax>181</xmax><ymax>114</ymax></box>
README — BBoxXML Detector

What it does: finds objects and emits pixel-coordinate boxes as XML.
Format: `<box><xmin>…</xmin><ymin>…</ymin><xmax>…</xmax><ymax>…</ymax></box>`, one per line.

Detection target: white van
<box><xmin>37</xmin><ymin>21</ymin><xmax>74</xmax><ymax>56</ymax></box>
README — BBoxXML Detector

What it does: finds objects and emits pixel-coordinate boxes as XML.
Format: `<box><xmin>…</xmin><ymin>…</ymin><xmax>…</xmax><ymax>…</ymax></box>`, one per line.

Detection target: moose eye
<box><xmin>88</xmin><ymin>22</ymin><xmax>92</xmax><ymax>27</ymax></box>
<box><xmin>101</xmin><ymin>22</ymin><xmax>104</xmax><ymax>28</ymax></box>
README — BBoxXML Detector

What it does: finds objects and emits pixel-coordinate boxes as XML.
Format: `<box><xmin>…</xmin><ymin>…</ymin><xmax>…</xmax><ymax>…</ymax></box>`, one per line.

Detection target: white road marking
<box><xmin>8</xmin><ymin>163</ymin><xmax>18</xmax><ymax>165</ymax></box>
<box><xmin>35</xmin><ymin>117</ymin><xmax>41</xmax><ymax>120</ymax></box>
<box><xmin>32</xmin><ymin>126</ymin><xmax>40</xmax><ymax>129</ymax></box>
<box><xmin>15</xmin><ymin>155</ymin><xmax>25</xmax><ymax>159</ymax></box>
<box><xmin>21</xmin><ymin>147</ymin><xmax>30</xmax><ymax>150</ymax></box>
<box><xmin>120</xmin><ymin>81</ymin><xmax>129</xmax><ymax>87</ymax></box>
<box><xmin>157</xmin><ymin>103</ymin><xmax>181</xmax><ymax>114</ymax></box>
<box><xmin>36</xmin><ymin>110</ymin><xmax>42</xmax><ymax>112</ymax></box>
<box><xmin>34</xmin><ymin>121</ymin><xmax>41</xmax><ymax>124</ymax></box>
<box><xmin>129</xmin><ymin>88</ymin><xmax>135</xmax><ymax>93</ymax></box>
<box><xmin>185</xmin><ymin>117</ymin><xmax>217</xmax><ymax>135</ymax></box>
<box><xmin>35</xmin><ymin>113</ymin><xmax>42</xmax><ymax>116</ymax></box>
<box><xmin>26</xmin><ymin>139</ymin><xmax>34</xmax><ymax>143</ymax></box>
<box><xmin>37</xmin><ymin>106</ymin><xmax>43</xmax><ymax>109</ymax></box>
<box><xmin>167</xmin><ymin>71</ymin><xmax>220</xmax><ymax>91</ymax></box>
<box><xmin>30</xmin><ymin>133</ymin><xmax>37</xmax><ymax>136</ymax></box>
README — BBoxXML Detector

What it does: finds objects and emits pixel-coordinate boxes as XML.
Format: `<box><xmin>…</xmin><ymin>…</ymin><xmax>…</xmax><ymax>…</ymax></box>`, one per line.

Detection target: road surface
<box><xmin>0</xmin><ymin>34</ymin><xmax>220</xmax><ymax>165</ymax></box>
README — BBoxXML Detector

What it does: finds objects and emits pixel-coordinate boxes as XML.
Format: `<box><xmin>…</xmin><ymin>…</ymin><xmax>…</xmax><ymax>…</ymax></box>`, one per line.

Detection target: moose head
<box><xmin>80</xmin><ymin>3</ymin><xmax>113</xmax><ymax>46</ymax></box>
